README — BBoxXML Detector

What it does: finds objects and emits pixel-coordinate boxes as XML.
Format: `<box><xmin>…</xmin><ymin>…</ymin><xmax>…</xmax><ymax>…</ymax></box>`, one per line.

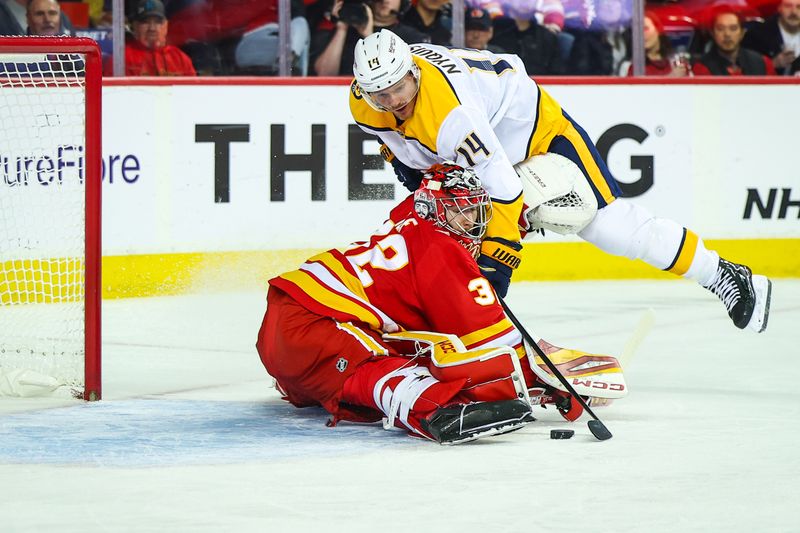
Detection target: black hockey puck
<box><xmin>550</xmin><ymin>429</ymin><xmax>574</xmax><ymax>440</ymax></box>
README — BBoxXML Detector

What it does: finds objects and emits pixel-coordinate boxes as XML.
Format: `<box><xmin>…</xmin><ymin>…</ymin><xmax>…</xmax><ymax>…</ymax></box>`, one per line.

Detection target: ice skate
<box><xmin>420</xmin><ymin>399</ymin><xmax>535</xmax><ymax>445</ymax></box>
<box><xmin>704</xmin><ymin>259</ymin><xmax>772</xmax><ymax>333</ymax></box>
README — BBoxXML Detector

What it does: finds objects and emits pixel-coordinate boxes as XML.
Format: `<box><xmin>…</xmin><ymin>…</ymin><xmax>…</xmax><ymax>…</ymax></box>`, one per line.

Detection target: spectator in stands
<box><xmin>311</xmin><ymin>0</ymin><xmax>427</xmax><ymax>76</ymax></box>
<box><xmin>742</xmin><ymin>0</ymin><xmax>800</xmax><ymax>74</ymax></box>
<box><xmin>490</xmin><ymin>1</ymin><xmax>564</xmax><ymax>74</ymax></box>
<box><xmin>527</xmin><ymin>0</ymin><xmax>575</xmax><ymax>63</ymax></box>
<box><xmin>372</xmin><ymin>0</ymin><xmax>430</xmax><ymax>44</ymax></box>
<box><xmin>104</xmin><ymin>0</ymin><xmax>196</xmax><ymax>76</ymax></box>
<box><xmin>0</xmin><ymin>1</ymin><xmax>24</xmax><ymax>35</ymax></box>
<box><xmin>87</xmin><ymin>0</ymin><xmax>113</xmax><ymax>28</ymax></box>
<box><xmin>693</xmin><ymin>8</ymin><xmax>776</xmax><ymax>75</ymax></box>
<box><xmin>464</xmin><ymin>7</ymin><xmax>503</xmax><ymax>53</ymax></box>
<box><xmin>235</xmin><ymin>1</ymin><xmax>311</xmax><ymax>75</ymax></box>
<box><xmin>622</xmin><ymin>11</ymin><xmax>690</xmax><ymax>76</ymax></box>
<box><xmin>26</xmin><ymin>0</ymin><xmax>72</xmax><ymax>36</ymax></box>
<box><xmin>310</xmin><ymin>0</ymin><xmax>374</xmax><ymax>76</ymax></box>
<box><xmin>567</xmin><ymin>0</ymin><xmax>629</xmax><ymax>75</ymax></box>
<box><xmin>401</xmin><ymin>0</ymin><xmax>452</xmax><ymax>46</ymax></box>
<box><xmin>466</xmin><ymin>0</ymin><xmax>503</xmax><ymax>19</ymax></box>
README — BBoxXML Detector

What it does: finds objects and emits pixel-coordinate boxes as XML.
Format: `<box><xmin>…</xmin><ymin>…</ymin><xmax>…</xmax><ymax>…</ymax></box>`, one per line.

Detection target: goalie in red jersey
<box><xmin>257</xmin><ymin>164</ymin><xmax>625</xmax><ymax>444</ymax></box>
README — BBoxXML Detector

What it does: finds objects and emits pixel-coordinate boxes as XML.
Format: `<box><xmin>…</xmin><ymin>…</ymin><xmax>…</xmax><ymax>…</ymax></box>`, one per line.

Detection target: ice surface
<box><xmin>1</xmin><ymin>280</ymin><xmax>798</xmax><ymax>532</ymax></box>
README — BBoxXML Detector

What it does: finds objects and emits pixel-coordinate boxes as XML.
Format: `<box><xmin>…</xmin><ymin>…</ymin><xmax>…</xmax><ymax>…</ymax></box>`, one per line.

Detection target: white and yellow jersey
<box><xmin>349</xmin><ymin>44</ymin><xmax>567</xmax><ymax>243</ymax></box>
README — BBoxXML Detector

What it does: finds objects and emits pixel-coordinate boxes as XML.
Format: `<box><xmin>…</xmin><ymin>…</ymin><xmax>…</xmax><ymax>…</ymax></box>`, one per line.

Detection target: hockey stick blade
<box><xmin>587</xmin><ymin>419</ymin><xmax>613</xmax><ymax>441</ymax></box>
<box><xmin>498</xmin><ymin>296</ymin><xmax>613</xmax><ymax>441</ymax></box>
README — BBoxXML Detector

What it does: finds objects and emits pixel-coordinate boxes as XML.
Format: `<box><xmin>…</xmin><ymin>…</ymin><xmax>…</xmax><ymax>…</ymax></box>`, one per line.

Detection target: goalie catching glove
<box><xmin>477</xmin><ymin>236</ymin><xmax>523</xmax><ymax>298</ymax></box>
<box><xmin>380</xmin><ymin>144</ymin><xmax>423</xmax><ymax>192</ymax></box>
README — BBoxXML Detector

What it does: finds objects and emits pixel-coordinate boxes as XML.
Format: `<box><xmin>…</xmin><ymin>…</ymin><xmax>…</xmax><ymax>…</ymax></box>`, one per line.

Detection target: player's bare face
<box><xmin>446</xmin><ymin>205</ymin><xmax>479</xmax><ymax>236</ymax></box>
<box><xmin>368</xmin><ymin>73</ymin><xmax>419</xmax><ymax>120</ymax></box>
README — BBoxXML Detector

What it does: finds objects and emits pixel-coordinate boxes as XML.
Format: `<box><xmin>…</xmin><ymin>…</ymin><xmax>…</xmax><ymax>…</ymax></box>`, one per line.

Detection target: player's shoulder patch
<box><xmin>350</xmin><ymin>78</ymin><xmax>363</xmax><ymax>100</ymax></box>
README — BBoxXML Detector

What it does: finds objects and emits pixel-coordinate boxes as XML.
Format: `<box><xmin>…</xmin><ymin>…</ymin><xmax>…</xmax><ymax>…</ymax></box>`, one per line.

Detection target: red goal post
<box><xmin>0</xmin><ymin>36</ymin><xmax>102</xmax><ymax>400</ymax></box>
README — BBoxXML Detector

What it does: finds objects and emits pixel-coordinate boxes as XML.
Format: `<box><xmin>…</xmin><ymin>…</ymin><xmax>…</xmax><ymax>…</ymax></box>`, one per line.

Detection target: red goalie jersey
<box><xmin>269</xmin><ymin>206</ymin><xmax>523</xmax><ymax>355</ymax></box>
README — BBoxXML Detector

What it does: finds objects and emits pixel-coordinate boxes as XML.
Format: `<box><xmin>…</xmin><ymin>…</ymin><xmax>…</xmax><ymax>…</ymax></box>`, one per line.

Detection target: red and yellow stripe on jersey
<box><xmin>274</xmin><ymin>249</ymin><xmax>400</xmax><ymax>333</ymax></box>
<box><xmin>270</xmin><ymin>213</ymin><xmax>524</xmax><ymax>355</ymax></box>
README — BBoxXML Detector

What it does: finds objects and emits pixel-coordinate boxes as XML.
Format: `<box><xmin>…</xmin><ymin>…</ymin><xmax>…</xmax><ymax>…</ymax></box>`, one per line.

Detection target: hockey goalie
<box><xmin>256</xmin><ymin>164</ymin><xmax>626</xmax><ymax>444</ymax></box>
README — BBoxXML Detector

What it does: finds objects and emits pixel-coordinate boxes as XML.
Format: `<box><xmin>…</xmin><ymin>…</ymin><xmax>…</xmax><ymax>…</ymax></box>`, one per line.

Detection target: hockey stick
<box><xmin>619</xmin><ymin>308</ymin><xmax>655</xmax><ymax>369</ymax></box>
<box><xmin>498</xmin><ymin>297</ymin><xmax>613</xmax><ymax>441</ymax></box>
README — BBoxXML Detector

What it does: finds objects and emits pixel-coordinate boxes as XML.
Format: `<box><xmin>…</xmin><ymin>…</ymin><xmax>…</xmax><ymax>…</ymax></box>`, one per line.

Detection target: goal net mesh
<box><xmin>0</xmin><ymin>51</ymin><xmax>89</xmax><ymax>396</ymax></box>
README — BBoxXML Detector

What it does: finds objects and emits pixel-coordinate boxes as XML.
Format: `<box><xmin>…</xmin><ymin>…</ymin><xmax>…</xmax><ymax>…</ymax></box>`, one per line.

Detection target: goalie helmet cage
<box><xmin>0</xmin><ymin>36</ymin><xmax>101</xmax><ymax>400</ymax></box>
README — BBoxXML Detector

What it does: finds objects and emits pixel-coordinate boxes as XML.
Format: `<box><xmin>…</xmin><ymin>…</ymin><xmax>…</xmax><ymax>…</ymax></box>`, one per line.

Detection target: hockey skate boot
<box><xmin>420</xmin><ymin>399</ymin><xmax>535</xmax><ymax>445</ymax></box>
<box><xmin>704</xmin><ymin>258</ymin><xmax>772</xmax><ymax>333</ymax></box>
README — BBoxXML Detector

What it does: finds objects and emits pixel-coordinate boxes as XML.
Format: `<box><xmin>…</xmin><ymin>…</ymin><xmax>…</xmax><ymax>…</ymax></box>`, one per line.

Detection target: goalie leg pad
<box><xmin>427</xmin><ymin>341</ymin><xmax>531</xmax><ymax>405</ymax></box>
<box><xmin>515</xmin><ymin>153</ymin><xmax>598</xmax><ymax>235</ymax></box>
<box><xmin>383</xmin><ymin>331</ymin><xmax>531</xmax><ymax>404</ymax></box>
<box><xmin>342</xmin><ymin>357</ymin><xmax>468</xmax><ymax>438</ymax></box>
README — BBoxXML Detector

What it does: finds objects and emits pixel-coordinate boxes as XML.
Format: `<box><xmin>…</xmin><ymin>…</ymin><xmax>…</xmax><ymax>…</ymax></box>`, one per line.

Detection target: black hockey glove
<box><xmin>380</xmin><ymin>143</ymin><xmax>423</xmax><ymax>192</ymax></box>
<box><xmin>391</xmin><ymin>158</ymin><xmax>424</xmax><ymax>192</ymax></box>
<box><xmin>477</xmin><ymin>237</ymin><xmax>523</xmax><ymax>298</ymax></box>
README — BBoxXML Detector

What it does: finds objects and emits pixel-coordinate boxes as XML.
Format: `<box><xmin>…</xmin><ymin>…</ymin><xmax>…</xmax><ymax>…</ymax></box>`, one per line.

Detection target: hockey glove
<box><xmin>380</xmin><ymin>144</ymin><xmax>423</xmax><ymax>192</ymax></box>
<box><xmin>552</xmin><ymin>390</ymin><xmax>585</xmax><ymax>422</ymax></box>
<box><xmin>476</xmin><ymin>237</ymin><xmax>523</xmax><ymax>298</ymax></box>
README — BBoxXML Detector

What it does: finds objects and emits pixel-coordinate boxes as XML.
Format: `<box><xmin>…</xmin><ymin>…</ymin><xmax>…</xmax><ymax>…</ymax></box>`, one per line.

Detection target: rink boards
<box><xmin>95</xmin><ymin>79</ymin><xmax>799</xmax><ymax>297</ymax></box>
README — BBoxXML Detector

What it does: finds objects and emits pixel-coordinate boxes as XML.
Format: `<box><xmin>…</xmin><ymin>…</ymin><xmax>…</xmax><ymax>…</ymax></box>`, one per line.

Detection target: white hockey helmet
<box><xmin>353</xmin><ymin>29</ymin><xmax>420</xmax><ymax>111</ymax></box>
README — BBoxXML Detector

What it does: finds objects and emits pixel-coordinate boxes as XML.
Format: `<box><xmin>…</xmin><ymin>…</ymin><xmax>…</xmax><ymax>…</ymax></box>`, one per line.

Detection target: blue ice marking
<box><xmin>0</xmin><ymin>399</ymin><xmax>423</xmax><ymax>466</ymax></box>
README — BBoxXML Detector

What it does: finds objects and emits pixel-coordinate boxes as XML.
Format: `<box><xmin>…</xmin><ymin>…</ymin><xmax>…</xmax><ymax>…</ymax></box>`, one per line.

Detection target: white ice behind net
<box><xmin>0</xmin><ymin>52</ymin><xmax>87</xmax><ymax>396</ymax></box>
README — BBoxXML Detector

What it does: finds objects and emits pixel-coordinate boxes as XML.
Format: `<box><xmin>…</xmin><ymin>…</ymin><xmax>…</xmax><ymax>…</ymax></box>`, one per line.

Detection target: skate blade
<box><xmin>747</xmin><ymin>276</ymin><xmax>772</xmax><ymax>333</ymax></box>
<box><xmin>440</xmin><ymin>420</ymin><xmax>530</xmax><ymax>445</ymax></box>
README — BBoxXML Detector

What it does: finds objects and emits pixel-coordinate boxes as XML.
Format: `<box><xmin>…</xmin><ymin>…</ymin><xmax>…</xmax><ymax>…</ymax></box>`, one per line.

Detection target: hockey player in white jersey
<box><xmin>349</xmin><ymin>29</ymin><xmax>771</xmax><ymax>333</ymax></box>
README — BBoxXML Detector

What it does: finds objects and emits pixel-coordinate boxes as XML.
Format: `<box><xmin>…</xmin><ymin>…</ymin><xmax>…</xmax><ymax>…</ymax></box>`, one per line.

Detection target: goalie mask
<box><xmin>413</xmin><ymin>164</ymin><xmax>492</xmax><ymax>258</ymax></box>
<box><xmin>353</xmin><ymin>29</ymin><xmax>421</xmax><ymax>113</ymax></box>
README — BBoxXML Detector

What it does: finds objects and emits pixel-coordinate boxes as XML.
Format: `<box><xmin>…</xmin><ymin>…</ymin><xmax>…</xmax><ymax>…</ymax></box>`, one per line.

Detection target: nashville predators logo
<box><xmin>350</xmin><ymin>79</ymin><xmax>363</xmax><ymax>100</ymax></box>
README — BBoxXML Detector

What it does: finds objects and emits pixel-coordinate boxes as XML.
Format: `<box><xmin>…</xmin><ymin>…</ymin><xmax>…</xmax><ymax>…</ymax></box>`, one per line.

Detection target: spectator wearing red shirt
<box><xmin>693</xmin><ymin>8</ymin><xmax>776</xmax><ymax>75</ymax></box>
<box><xmin>624</xmin><ymin>11</ymin><xmax>690</xmax><ymax>76</ymax></box>
<box><xmin>104</xmin><ymin>0</ymin><xmax>196</xmax><ymax>76</ymax></box>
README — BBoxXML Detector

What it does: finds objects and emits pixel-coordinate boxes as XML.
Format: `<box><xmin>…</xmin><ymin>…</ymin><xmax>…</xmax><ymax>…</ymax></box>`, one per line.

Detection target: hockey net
<box><xmin>0</xmin><ymin>37</ymin><xmax>101</xmax><ymax>400</ymax></box>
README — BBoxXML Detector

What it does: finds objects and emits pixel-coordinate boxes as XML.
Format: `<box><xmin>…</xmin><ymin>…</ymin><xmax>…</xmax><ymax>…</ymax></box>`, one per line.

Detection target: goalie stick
<box><xmin>498</xmin><ymin>297</ymin><xmax>613</xmax><ymax>441</ymax></box>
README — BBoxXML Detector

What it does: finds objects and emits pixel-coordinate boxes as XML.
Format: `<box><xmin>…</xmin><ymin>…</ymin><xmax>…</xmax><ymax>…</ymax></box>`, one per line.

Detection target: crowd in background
<box><xmin>0</xmin><ymin>0</ymin><xmax>797</xmax><ymax>76</ymax></box>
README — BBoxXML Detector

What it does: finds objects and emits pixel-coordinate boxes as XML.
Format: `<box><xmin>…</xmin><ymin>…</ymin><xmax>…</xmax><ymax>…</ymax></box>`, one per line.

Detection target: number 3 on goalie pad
<box><xmin>383</xmin><ymin>331</ymin><xmax>531</xmax><ymax>405</ymax></box>
<box><xmin>515</xmin><ymin>153</ymin><xmax>598</xmax><ymax>235</ymax></box>
<box><xmin>525</xmin><ymin>339</ymin><xmax>628</xmax><ymax>399</ymax></box>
